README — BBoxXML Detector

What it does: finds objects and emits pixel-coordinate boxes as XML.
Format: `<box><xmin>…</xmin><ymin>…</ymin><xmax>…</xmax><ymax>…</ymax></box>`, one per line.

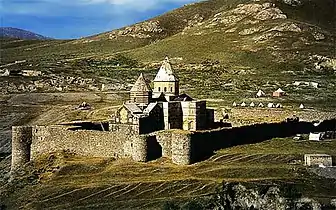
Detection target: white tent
<box><xmin>233</xmin><ymin>102</ymin><xmax>237</xmax><ymax>107</ymax></box>
<box><xmin>276</xmin><ymin>103</ymin><xmax>283</xmax><ymax>108</ymax></box>
<box><xmin>241</xmin><ymin>102</ymin><xmax>246</xmax><ymax>107</ymax></box>
<box><xmin>299</xmin><ymin>104</ymin><xmax>305</xmax><ymax>109</ymax></box>
<box><xmin>256</xmin><ymin>90</ymin><xmax>266</xmax><ymax>97</ymax></box>
<box><xmin>267</xmin><ymin>103</ymin><xmax>275</xmax><ymax>108</ymax></box>
<box><xmin>250</xmin><ymin>102</ymin><xmax>255</xmax><ymax>107</ymax></box>
<box><xmin>258</xmin><ymin>103</ymin><xmax>264</xmax><ymax>107</ymax></box>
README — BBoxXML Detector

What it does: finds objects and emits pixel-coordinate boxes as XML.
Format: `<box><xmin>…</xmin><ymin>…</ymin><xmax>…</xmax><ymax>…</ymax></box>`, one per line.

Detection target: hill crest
<box><xmin>0</xmin><ymin>27</ymin><xmax>51</xmax><ymax>40</ymax></box>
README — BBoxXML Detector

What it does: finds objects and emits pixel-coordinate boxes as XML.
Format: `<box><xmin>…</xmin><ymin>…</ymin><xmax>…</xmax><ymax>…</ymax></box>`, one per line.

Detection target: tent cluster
<box><xmin>232</xmin><ymin>102</ymin><xmax>283</xmax><ymax>108</ymax></box>
<box><xmin>255</xmin><ymin>89</ymin><xmax>287</xmax><ymax>98</ymax></box>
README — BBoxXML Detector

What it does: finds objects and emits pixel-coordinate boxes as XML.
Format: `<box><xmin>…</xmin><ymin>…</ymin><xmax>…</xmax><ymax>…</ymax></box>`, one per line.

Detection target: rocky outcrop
<box><xmin>310</xmin><ymin>55</ymin><xmax>336</xmax><ymax>71</ymax></box>
<box><xmin>254</xmin><ymin>8</ymin><xmax>287</xmax><ymax>20</ymax></box>
<box><xmin>270</xmin><ymin>22</ymin><xmax>301</xmax><ymax>32</ymax></box>
<box><xmin>0</xmin><ymin>74</ymin><xmax>126</xmax><ymax>94</ymax></box>
<box><xmin>253</xmin><ymin>31</ymin><xmax>283</xmax><ymax>42</ymax></box>
<box><xmin>282</xmin><ymin>0</ymin><xmax>303</xmax><ymax>7</ymax></box>
<box><xmin>184</xmin><ymin>14</ymin><xmax>204</xmax><ymax>30</ymax></box>
<box><xmin>239</xmin><ymin>26</ymin><xmax>265</xmax><ymax>35</ymax></box>
<box><xmin>206</xmin><ymin>2</ymin><xmax>287</xmax><ymax>30</ymax></box>
<box><xmin>203</xmin><ymin>182</ymin><xmax>324</xmax><ymax>210</ymax></box>
<box><xmin>108</xmin><ymin>20</ymin><xmax>163</xmax><ymax>39</ymax></box>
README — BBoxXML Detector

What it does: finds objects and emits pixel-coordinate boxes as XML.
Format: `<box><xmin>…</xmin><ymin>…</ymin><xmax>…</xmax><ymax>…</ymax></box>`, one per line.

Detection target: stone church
<box><xmin>110</xmin><ymin>57</ymin><xmax>215</xmax><ymax>134</ymax></box>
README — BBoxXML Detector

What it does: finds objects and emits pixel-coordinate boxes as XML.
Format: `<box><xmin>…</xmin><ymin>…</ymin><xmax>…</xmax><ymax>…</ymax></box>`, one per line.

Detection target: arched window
<box><xmin>158</xmin><ymin>87</ymin><xmax>161</xmax><ymax>91</ymax></box>
<box><xmin>164</xmin><ymin>87</ymin><xmax>167</xmax><ymax>92</ymax></box>
<box><xmin>170</xmin><ymin>87</ymin><xmax>173</xmax><ymax>92</ymax></box>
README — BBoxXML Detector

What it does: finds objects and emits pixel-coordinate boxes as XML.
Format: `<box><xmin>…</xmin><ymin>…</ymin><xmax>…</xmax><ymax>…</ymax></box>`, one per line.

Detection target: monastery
<box><xmin>10</xmin><ymin>58</ymin><xmax>335</xmax><ymax>171</ymax></box>
<box><xmin>110</xmin><ymin>57</ymin><xmax>215</xmax><ymax>134</ymax></box>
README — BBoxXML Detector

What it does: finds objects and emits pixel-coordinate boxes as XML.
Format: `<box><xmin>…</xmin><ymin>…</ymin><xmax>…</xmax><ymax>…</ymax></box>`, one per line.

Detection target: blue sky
<box><xmin>0</xmin><ymin>0</ymin><xmax>200</xmax><ymax>39</ymax></box>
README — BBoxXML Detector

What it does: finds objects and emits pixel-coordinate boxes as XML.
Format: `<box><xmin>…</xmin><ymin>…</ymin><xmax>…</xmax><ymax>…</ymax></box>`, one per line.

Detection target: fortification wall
<box><xmin>11</xmin><ymin>119</ymin><xmax>336</xmax><ymax>171</ymax></box>
<box><xmin>31</xmin><ymin>126</ymin><xmax>134</xmax><ymax>159</ymax></box>
<box><xmin>11</xmin><ymin>124</ymin><xmax>150</xmax><ymax>170</ymax></box>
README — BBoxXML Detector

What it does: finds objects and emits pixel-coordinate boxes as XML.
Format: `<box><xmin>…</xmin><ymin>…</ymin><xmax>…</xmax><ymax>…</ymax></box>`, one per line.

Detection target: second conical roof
<box><xmin>130</xmin><ymin>73</ymin><xmax>152</xmax><ymax>92</ymax></box>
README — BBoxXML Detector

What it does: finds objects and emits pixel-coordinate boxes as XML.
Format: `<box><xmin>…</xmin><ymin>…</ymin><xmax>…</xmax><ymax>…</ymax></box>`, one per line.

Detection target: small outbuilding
<box><xmin>0</xmin><ymin>69</ymin><xmax>10</xmax><ymax>77</ymax></box>
<box><xmin>258</xmin><ymin>103</ymin><xmax>264</xmax><ymax>107</ymax></box>
<box><xmin>304</xmin><ymin>154</ymin><xmax>332</xmax><ymax>167</ymax></box>
<box><xmin>309</xmin><ymin>132</ymin><xmax>324</xmax><ymax>141</ymax></box>
<box><xmin>273</xmin><ymin>88</ymin><xmax>286</xmax><ymax>97</ymax></box>
<box><xmin>77</xmin><ymin>102</ymin><xmax>92</xmax><ymax>110</ymax></box>
<box><xmin>250</xmin><ymin>102</ymin><xmax>255</xmax><ymax>107</ymax></box>
<box><xmin>310</xmin><ymin>82</ymin><xmax>319</xmax><ymax>88</ymax></box>
<box><xmin>241</xmin><ymin>102</ymin><xmax>246</xmax><ymax>107</ymax></box>
<box><xmin>299</xmin><ymin>104</ymin><xmax>305</xmax><ymax>109</ymax></box>
<box><xmin>233</xmin><ymin>102</ymin><xmax>237</xmax><ymax>107</ymax></box>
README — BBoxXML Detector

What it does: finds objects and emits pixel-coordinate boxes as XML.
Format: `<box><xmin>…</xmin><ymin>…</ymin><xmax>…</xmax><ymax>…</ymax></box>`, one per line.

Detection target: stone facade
<box><xmin>304</xmin><ymin>154</ymin><xmax>333</xmax><ymax>167</ymax></box>
<box><xmin>181</xmin><ymin>101</ymin><xmax>208</xmax><ymax>131</ymax></box>
<box><xmin>153</xmin><ymin>81</ymin><xmax>179</xmax><ymax>98</ymax></box>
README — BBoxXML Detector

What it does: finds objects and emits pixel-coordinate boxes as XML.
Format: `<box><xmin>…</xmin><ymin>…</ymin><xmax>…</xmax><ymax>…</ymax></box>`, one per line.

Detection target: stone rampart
<box><xmin>31</xmin><ymin>125</ymin><xmax>131</xmax><ymax>159</ymax></box>
<box><xmin>10</xmin><ymin>119</ymin><xmax>336</xmax><ymax>171</ymax></box>
<box><xmin>11</xmin><ymin>124</ymin><xmax>147</xmax><ymax>171</ymax></box>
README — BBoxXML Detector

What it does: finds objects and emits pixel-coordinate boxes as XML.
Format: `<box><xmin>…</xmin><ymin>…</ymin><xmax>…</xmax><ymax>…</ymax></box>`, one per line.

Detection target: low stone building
<box><xmin>309</xmin><ymin>132</ymin><xmax>323</xmax><ymax>141</ymax></box>
<box><xmin>304</xmin><ymin>154</ymin><xmax>333</xmax><ymax>167</ymax></box>
<box><xmin>21</xmin><ymin>70</ymin><xmax>42</xmax><ymax>77</ymax></box>
<box><xmin>273</xmin><ymin>88</ymin><xmax>285</xmax><ymax>97</ymax></box>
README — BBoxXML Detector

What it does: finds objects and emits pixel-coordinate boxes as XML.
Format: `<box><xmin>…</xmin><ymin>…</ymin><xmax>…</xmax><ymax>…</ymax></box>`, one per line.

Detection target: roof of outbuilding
<box><xmin>130</xmin><ymin>73</ymin><xmax>152</xmax><ymax>92</ymax></box>
<box><xmin>123</xmin><ymin>103</ymin><xmax>143</xmax><ymax>114</ymax></box>
<box><xmin>143</xmin><ymin>102</ymin><xmax>158</xmax><ymax>114</ymax></box>
<box><xmin>274</xmin><ymin>88</ymin><xmax>285</xmax><ymax>93</ymax></box>
<box><xmin>154</xmin><ymin>57</ymin><xmax>178</xmax><ymax>82</ymax></box>
<box><xmin>173</xmin><ymin>93</ymin><xmax>193</xmax><ymax>101</ymax></box>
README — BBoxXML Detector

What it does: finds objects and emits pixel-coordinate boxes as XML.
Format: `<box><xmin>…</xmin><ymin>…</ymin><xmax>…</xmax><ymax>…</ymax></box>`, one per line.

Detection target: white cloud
<box><xmin>1</xmin><ymin>0</ymin><xmax>199</xmax><ymax>13</ymax></box>
<box><xmin>72</xmin><ymin>0</ymin><xmax>198</xmax><ymax>11</ymax></box>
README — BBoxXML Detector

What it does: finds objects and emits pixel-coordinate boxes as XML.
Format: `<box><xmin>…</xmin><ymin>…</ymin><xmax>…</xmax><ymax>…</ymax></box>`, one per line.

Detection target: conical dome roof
<box><xmin>130</xmin><ymin>73</ymin><xmax>152</xmax><ymax>92</ymax></box>
<box><xmin>154</xmin><ymin>57</ymin><xmax>178</xmax><ymax>82</ymax></box>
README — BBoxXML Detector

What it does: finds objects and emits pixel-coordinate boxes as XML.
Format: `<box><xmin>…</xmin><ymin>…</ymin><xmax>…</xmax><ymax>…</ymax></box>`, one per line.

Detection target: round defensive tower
<box><xmin>11</xmin><ymin>126</ymin><xmax>33</xmax><ymax>172</ymax></box>
<box><xmin>132</xmin><ymin>135</ymin><xmax>148</xmax><ymax>162</ymax></box>
<box><xmin>171</xmin><ymin>132</ymin><xmax>192</xmax><ymax>165</ymax></box>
